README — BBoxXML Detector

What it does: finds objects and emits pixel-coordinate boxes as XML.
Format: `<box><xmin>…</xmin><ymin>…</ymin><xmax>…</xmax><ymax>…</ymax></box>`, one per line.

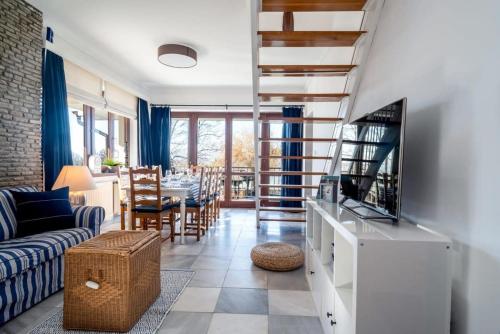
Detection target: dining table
<box><xmin>123</xmin><ymin>178</ymin><xmax>198</xmax><ymax>244</ymax></box>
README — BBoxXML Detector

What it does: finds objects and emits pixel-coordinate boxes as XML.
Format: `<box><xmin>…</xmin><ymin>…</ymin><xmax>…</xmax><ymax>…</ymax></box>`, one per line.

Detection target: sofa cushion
<box><xmin>0</xmin><ymin>186</ymin><xmax>38</xmax><ymax>242</ymax></box>
<box><xmin>0</xmin><ymin>227</ymin><xmax>93</xmax><ymax>282</ymax></box>
<box><xmin>12</xmin><ymin>187</ymin><xmax>74</xmax><ymax>238</ymax></box>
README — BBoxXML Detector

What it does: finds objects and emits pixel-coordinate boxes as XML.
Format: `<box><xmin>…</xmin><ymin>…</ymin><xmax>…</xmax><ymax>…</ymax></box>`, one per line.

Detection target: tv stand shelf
<box><xmin>305</xmin><ymin>199</ymin><xmax>452</xmax><ymax>334</ymax></box>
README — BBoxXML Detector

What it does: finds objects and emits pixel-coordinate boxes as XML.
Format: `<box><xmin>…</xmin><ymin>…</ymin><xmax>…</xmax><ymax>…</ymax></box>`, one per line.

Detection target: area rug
<box><xmin>29</xmin><ymin>270</ymin><xmax>194</xmax><ymax>334</ymax></box>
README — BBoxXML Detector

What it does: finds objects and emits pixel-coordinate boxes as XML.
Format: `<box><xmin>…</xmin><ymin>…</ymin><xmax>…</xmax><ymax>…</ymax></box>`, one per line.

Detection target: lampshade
<box><xmin>158</xmin><ymin>44</ymin><xmax>197</xmax><ymax>68</ymax></box>
<box><xmin>52</xmin><ymin>166</ymin><xmax>97</xmax><ymax>192</ymax></box>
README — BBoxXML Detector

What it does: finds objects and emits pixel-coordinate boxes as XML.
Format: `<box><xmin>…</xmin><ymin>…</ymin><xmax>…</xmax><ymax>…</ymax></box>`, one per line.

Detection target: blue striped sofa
<box><xmin>0</xmin><ymin>186</ymin><xmax>105</xmax><ymax>325</ymax></box>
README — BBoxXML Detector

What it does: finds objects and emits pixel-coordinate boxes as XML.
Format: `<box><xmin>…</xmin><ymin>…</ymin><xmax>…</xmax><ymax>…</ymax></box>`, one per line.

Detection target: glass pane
<box><xmin>68</xmin><ymin>98</ymin><xmax>85</xmax><ymax>166</ymax></box>
<box><xmin>231</xmin><ymin>175</ymin><xmax>255</xmax><ymax>200</ymax></box>
<box><xmin>110</xmin><ymin>114</ymin><xmax>128</xmax><ymax>165</ymax></box>
<box><xmin>94</xmin><ymin>108</ymin><xmax>108</xmax><ymax>161</ymax></box>
<box><xmin>232</xmin><ymin>120</ymin><xmax>254</xmax><ymax>173</ymax></box>
<box><xmin>231</xmin><ymin>119</ymin><xmax>255</xmax><ymax>200</ymax></box>
<box><xmin>268</xmin><ymin>122</ymin><xmax>283</xmax><ymax>196</ymax></box>
<box><xmin>197</xmin><ymin>119</ymin><xmax>225</xmax><ymax>167</ymax></box>
<box><xmin>170</xmin><ymin>118</ymin><xmax>189</xmax><ymax>171</ymax></box>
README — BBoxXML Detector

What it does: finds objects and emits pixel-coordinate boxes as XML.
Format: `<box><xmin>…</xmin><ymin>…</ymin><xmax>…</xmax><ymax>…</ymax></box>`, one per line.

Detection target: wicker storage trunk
<box><xmin>63</xmin><ymin>231</ymin><xmax>161</xmax><ymax>332</ymax></box>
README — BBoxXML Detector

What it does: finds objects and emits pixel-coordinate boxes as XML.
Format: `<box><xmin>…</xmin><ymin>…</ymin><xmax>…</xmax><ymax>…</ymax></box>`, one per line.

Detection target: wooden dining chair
<box><xmin>129</xmin><ymin>166</ymin><xmax>176</xmax><ymax>241</ymax></box>
<box><xmin>204</xmin><ymin>167</ymin><xmax>217</xmax><ymax>229</ymax></box>
<box><xmin>172</xmin><ymin>167</ymin><xmax>207</xmax><ymax>241</ymax></box>
<box><xmin>214</xmin><ymin>166</ymin><xmax>224</xmax><ymax>220</ymax></box>
<box><xmin>210</xmin><ymin>167</ymin><xmax>221</xmax><ymax>227</ymax></box>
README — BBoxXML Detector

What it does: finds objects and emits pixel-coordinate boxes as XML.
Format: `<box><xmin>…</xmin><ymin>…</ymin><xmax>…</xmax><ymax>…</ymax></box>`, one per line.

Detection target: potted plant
<box><xmin>101</xmin><ymin>158</ymin><xmax>124</xmax><ymax>174</ymax></box>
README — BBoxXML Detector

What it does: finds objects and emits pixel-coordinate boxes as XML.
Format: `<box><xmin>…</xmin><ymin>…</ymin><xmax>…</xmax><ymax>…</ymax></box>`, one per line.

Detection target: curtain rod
<box><xmin>149</xmin><ymin>104</ymin><xmax>304</xmax><ymax>108</ymax></box>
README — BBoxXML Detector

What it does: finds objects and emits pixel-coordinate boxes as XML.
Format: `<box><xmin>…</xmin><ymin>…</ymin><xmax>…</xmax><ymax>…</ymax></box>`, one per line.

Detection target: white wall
<box><xmin>350</xmin><ymin>1</ymin><xmax>500</xmax><ymax>333</ymax></box>
<box><xmin>149</xmin><ymin>86</ymin><xmax>253</xmax><ymax>105</ymax></box>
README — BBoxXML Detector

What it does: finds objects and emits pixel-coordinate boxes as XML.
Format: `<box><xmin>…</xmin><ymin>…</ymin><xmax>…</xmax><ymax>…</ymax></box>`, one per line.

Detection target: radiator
<box><xmin>84</xmin><ymin>177</ymin><xmax>119</xmax><ymax>221</ymax></box>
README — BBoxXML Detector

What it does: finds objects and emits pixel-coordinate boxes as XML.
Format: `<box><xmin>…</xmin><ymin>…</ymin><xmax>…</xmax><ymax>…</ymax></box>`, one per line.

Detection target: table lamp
<box><xmin>52</xmin><ymin>166</ymin><xmax>97</xmax><ymax>206</ymax></box>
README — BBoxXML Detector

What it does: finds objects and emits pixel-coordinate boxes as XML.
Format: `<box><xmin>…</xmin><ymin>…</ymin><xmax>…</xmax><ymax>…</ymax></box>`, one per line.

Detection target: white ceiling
<box><xmin>27</xmin><ymin>0</ymin><xmax>363</xmax><ymax>100</ymax></box>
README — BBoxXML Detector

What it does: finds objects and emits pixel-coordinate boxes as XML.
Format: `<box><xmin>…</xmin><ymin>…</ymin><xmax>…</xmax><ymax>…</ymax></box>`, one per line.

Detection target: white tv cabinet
<box><xmin>305</xmin><ymin>199</ymin><xmax>452</xmax><ymax>334</ymax></box>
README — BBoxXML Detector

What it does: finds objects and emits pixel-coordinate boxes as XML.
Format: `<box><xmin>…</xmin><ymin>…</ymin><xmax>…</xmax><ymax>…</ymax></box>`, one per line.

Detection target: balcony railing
<box><xmin>231</xmin><ymin>166</ymin><xmax>282</xmax><ymax>199</ymax></box>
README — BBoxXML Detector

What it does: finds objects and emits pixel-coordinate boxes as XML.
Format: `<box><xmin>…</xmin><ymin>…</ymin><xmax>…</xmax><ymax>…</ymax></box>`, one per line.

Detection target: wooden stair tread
<box><xmin>261</xmin><ymin>0</ymin><xmax>366</xmax><ymax>12</ymax></box>
<box><xmin>343</xmin><ymin>139</ymin><xmax>389</xmax><ymax>146</ymax></box>
<box><xmin>260</xmin><ymin>184</ymin><xmax>319</xmax><ymax>189</ymax></box>
<box><xmin>258</xmin><ymin>31</ymin><xmax>366</xmax><ymax>47</ymax></box>
<box><xmin>259</xmin><ymin>116</ymin><xmax>343</xmax><ymax>123</ymax></box>
<box><xmin>259</xmin><ymin>64</ymin><xmax>356</xmax><ymax>77</ymax></box>
<box><xmin>259</xmin><ymin>93</ymin><xmax>349</xmax><ymax>102</ymax></box>
<box><xmin>259</xmin><ymin>171</ymin><xmax>327</xmax><ymax>175</ymax></box>
<box><xmin>259</xmin><ymin>207</ymin><xmax>307</xmax><ymax>212</ymax></box>
<box><xmin>260</xmin><ymin>155</ymin><xmax>331</xmax><ymax>160</ymax></box>
<box><xmin>259</xmin><ymin>217</ymin><xmax>306</xmax><ymax>222</ymax></box>
<box><xmin>342</xmin><ymin>158</ymin><xmax>379</xmax><ymax>162</ymax></box>
<box><xmin>259</xmin><ymin>196</ymin><xmax>307</xmax><ymax>201</ymax></box>
<box><xmin>259</xmin><ymin>137</ymin><xmax>337</xmax><ymax>142</ymax></box>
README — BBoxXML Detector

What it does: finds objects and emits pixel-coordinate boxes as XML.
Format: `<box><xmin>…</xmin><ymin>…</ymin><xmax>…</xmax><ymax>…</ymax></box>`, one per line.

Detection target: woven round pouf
<box><xmin>251</xmin><ymin>242</ymin><xmax>304</xmax><ymax>272</ymax></box>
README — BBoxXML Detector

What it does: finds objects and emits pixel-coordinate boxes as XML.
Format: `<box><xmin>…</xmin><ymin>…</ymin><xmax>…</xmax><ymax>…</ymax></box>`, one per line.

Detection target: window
<box><xmin>66</xmin><ymin>100</ymin><xmax>130</xmax><ymax>170</ymax></box>
<box><xmin>169</xmin><ymin>112</ymin><xmax>283</xmax><ymax>208</ymax></box>
<box><xmin>197</xmin><ymin>118</ymin><xmax>225</xmax><ymax>167</ymax></box>
<box><xmin>68</xmin><ymin>98</ymin><xmax>85</xmax><ymax>166</ymax></box>
<box><xmin>170</xmin><ymin>118</ymin><xmax>189</xmax><ymax>170</ymax></box>
<box><xmin>268</xmin><ymin>122</ymin><xmax>283</xmax><ymax>196</ymax></box>
<box><xmin>110</xmin><ymin>114</ymin><xmax>129</xmax><ymax>165</ymax></box>
<box><xmin>231</xmin><ymin>120</ymin><xmax>254</xmax><ymax>200</ymax></box>
<box><xmin>94</xmin><ymin>108</ymin><xmax>109</xmax><ymax>162</ymax></box>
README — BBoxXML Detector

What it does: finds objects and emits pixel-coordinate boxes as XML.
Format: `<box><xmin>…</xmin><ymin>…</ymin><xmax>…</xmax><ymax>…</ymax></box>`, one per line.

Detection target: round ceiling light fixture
<box><xmin>158</xmin><ymin>44</ymin><xmax>197</xmax><ymax>68</ymax></box>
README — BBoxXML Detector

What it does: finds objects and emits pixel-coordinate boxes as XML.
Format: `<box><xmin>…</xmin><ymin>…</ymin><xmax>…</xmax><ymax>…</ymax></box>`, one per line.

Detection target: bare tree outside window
<box><xmin>170</xmin><ymin>118</ymin><xmax>189</xmax><ymax>170</ymax></box>
<box><xmin>197</xmin><ymin>119</ymin><xmax>225</xmax><ymax>167</ymax></box>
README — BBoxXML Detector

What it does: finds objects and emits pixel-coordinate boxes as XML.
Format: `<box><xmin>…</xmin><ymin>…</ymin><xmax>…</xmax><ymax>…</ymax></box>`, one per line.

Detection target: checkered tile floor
<box><xmin>1</xmin><ymin>209</ymin><xmax>321</xmax><ymax>334</ymax></box>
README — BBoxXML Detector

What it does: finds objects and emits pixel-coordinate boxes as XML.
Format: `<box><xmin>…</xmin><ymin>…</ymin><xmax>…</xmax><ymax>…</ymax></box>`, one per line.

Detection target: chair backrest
<box><xmin>216</xmin><ymin>167</ymin><xmax>224</xmax><ymax>194</ymax></box>
<box><xmin>190</xmin><ymin>165</ymin><xmax>200</xmax><ymax>176</ymax></box>
<box><xmin>118</xmin><ymin>170</ymin><xmax>130</xmax><ymax>201</ymax></box>
<box><xmin>129</xmin><ymin>166</ymin><xmax>162</xmax><ymax>210</ymax></box>
<box><xmin>190</xmin><ymin>166</ymin><xmax>205</xmax><ymax>203</ymax></box>
<box><xmin>207</xmin><ymin>167</ymin><xmax>216</xmax><ymax>197</ymax></box>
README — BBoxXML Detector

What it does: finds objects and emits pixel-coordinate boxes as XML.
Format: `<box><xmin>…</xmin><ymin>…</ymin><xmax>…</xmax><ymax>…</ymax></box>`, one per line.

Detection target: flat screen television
<box><xmin>339</xmin><ymin>98</ymin><xmax>407</xmax><ymax>222</ymax></box>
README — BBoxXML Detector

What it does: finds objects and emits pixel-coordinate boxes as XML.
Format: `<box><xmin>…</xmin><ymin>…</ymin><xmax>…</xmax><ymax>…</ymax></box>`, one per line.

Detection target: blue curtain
<box><xmin>42</xmin><ymin>49</ymin><xmax>73</xmax><ymax>190</ymax></box>
<box><xmin>281</xmin><ymin>106</ymin><xmax>303</xmax><ymax>207</ymax></box>
<box><xmin>150</xmin><ymin>106</ymin><xmax>171</xmax><ymax>175</ymax></box>
<box><xmin>137</xmin><ymin>98</ymin><xmax>154</xmax><ymax>167</ymax></box>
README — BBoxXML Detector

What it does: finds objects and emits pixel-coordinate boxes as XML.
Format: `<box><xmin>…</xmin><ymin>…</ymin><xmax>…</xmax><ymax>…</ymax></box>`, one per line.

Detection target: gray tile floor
<box><xmin>0</xmin><ymin>209</ymin><xmax>321</xmax><ymax>334</ymax></box>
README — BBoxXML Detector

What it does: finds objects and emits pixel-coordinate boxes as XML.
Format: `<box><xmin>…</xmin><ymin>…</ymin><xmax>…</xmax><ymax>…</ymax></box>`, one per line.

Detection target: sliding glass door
<box><xmin>170</xmin><ymin>112</ymin><xmax>281</xmax><ymax>208</ymax></box>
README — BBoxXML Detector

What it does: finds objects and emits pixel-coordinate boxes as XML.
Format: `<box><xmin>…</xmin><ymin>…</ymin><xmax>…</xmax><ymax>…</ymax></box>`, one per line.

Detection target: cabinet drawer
<box><xmin>311</xmin><ymin>253</ymin><xmax>323</xmax><ymax>309</ymax></box>
<box><xmin>321</xmin><ymin>281</ymin><xmax>335</xmax><ymax>334</ymax></box>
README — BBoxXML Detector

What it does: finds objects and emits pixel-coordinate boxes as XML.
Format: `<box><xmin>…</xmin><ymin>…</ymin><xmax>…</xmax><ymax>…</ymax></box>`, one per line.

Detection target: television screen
<box><xmin>340</xmin><ymin>98</ymin><xmax>406</xmax><ymax>220</ymax></box>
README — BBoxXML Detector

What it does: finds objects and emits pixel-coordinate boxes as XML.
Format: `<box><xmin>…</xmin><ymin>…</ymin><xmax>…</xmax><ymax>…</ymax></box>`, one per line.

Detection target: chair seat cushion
<box><xmin>132</xmin><ymin>202</ymin><xmax>177</xmax><ymax>213</ymax></box>
<box><xmin>0</xmin><ymin>227</ymin><xmax>94</xmax><ymax>282</ymax></box>
<box><xmin>187</xmin><ymin>198</ymin><xmax>206</xmax><ymax>207</ymax></box>
<box><xmin>11</xmin><ymin>187</ymin><xmax>74</xmax><ymax>238</ymax></box>
<box><xmin>251</xmin><ymin>242</ymin><xmax>304</xmax><ymax>272</ymax></box>
<box><xmin>173</xmin><ymin>198</ymin><xmax>205</xmax><ymax>208</ymax></box>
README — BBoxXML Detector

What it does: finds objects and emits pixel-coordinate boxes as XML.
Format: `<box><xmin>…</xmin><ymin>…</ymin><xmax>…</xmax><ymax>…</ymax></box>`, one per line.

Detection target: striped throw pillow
<box><xmin>11</xmin><ymin>187</ymin><xmax>74</xmax><ymax>238</ymax></box>
<box><xmin>0</xmin><ymin>186</ymin><xmax>37</xmax><ymax>241</ymax></box>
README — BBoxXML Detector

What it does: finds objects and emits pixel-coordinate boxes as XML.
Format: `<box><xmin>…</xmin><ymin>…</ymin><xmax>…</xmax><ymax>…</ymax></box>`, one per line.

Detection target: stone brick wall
<box><xmin>0</xmin><ymin>0</ymin><xmax>43</xmax><ymax>189</ymax></box>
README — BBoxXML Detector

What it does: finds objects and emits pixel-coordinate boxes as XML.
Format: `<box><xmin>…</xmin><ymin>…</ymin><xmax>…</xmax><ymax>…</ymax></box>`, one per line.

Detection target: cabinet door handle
<box><xmin>326</xmin><ymin>312</ymin><xmax>332</xmax><ymax>318</ymax></box>
<box><xmin>330</xmin><ymin>320</ymin><xmax>336</xmax><ymax>326</ymax></box>
<box><xmin>309</xmin><ymin>271</ymin><xmax>315</xmax><ymax>275</ymax></box>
